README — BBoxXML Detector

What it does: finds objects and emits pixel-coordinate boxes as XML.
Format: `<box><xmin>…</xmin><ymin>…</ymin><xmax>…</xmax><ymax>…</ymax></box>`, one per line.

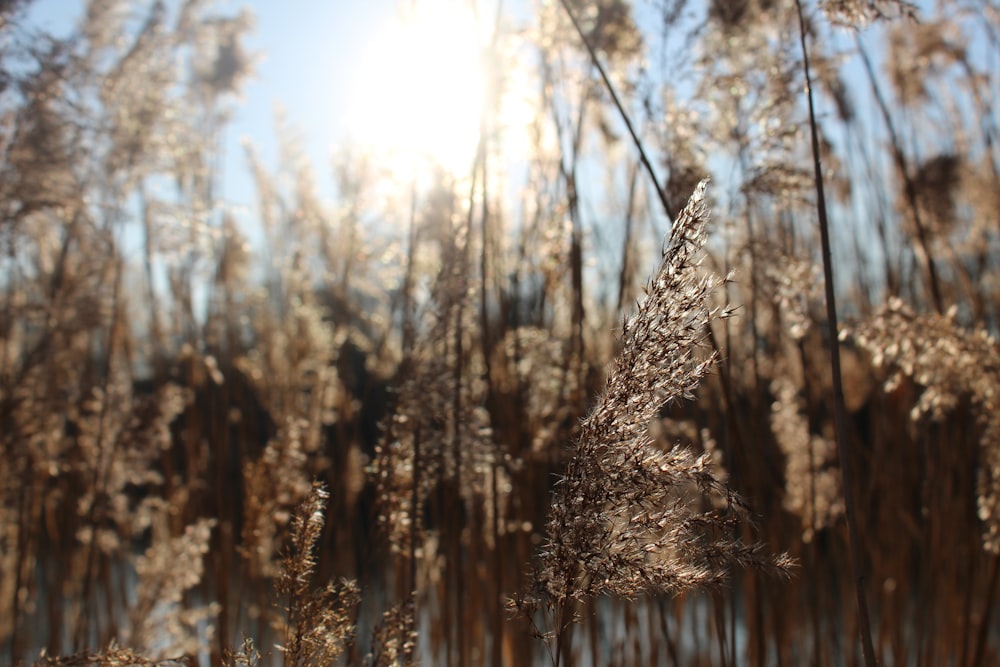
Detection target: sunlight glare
<box><xmin>346</xmin><ymin>0</ymin><xmax>487</xmax><ymax>180</ymax></box>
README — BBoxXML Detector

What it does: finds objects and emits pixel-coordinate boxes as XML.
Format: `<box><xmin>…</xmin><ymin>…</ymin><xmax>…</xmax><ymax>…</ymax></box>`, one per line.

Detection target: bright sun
<box><xmin>347</xmin><ymin>0</ymin><xmax>488</xmax><ymax>179</ymax></box>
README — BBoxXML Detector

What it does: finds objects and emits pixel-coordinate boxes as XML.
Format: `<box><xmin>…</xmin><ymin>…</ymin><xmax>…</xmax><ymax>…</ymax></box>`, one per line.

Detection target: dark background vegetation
<box><xmin>2</xmin><ymin>0</ymin><xmax>999</xmax><ymax>665</ymax></box>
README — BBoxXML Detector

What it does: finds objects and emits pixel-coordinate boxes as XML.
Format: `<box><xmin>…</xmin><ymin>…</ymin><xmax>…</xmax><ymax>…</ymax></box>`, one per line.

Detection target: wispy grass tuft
<box><xmin>273</xmin><ymin>483</ymin><xmax>360</xmax><ymax>667</ymax></box>
<box><xmin>514</xmin><ymin>181</ymin><xmax>793</xmax><ymax>664</ymax></box>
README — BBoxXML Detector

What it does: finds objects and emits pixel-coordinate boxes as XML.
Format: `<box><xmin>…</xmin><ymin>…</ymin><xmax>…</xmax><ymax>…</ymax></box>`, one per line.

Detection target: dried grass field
<box><xmin>2</xmin><ymin>0</ymin><xmax>999</xmax><ymax>665</ymax></box>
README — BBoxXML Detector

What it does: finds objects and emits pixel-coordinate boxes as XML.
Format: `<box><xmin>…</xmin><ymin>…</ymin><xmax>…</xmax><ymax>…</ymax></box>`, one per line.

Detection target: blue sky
<box><xmin>28</xmin><ymin>0</ymin><xmax>402</xmax><ymax>212</ymax></box>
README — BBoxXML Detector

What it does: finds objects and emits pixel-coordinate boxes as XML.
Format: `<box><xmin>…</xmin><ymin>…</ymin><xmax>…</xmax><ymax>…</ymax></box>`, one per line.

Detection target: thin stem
<box><xmin>556</xmin><ymin>0</ymin><xmax>676</xmax><ymax>223</ymax></box>
<box><xmin>855</xmin><ymin>34</ymin><xmax>944</xmax><ymax>314</ymax></box>
<box><xmin>971</xmin><ymin>554</ymin><xmax>1000</xmax><ymax>667</ymax></box>
<box><xmin>794</xmin><ymin>2</ymin><xmax>878</xmax><ymax>665</ymax></box>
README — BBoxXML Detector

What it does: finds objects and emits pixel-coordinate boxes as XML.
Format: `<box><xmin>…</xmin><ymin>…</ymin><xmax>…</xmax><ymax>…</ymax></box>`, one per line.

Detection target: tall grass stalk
<box><xmin>794</xmin><ymin>1</ymin><xmax>877</xmax><ymax>664</ymax></box>
<box><xmin>515</xmin><ymin>180</ymin><xmax>792</xmax><ymax>665</ymax></box>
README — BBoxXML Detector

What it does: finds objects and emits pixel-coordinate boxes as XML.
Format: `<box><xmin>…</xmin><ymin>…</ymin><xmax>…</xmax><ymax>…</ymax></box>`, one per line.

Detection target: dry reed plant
<box><xmin>763</xmin><ymin>254</ymin><xmax>845</xmax><ymax>543</ymax></box>
<box><xmin>127</xmin><ymin>517</ymin><xmax>220</xmax><ymax>659</ymax></box>
<box><xmin>490</xmin><ymin>326</ymin><xmax>581</xmax><ymax>459</ymax></box>
<box><xmin>514</xmin><ymin>181</ymin><xmax>792</xmax><ymax>664</ymax></box>
<box><xmin>4</xmin><ymin>0</ymin><xmax>1000</xmax><ymax>664</ymax></box>
<box><xmin>368</xmin><ymin>170</ymin><xmax>508</xmax><ymax>664</ymax></box>
<box><xmin>770</xmin><ymin>376</ymin><xmax>843</xmax><ymax>543</ymax></box>
<box><xmin>32</xmin><ymin>643</ymin><xmax>192</xmax><ymax>667</ymax></box>
<box><xmin>846</xmin><ymin>299</ymin><xmax>1000</xmax><ymax>553</ymax></box>
<box><xmin>363</xmin><ymin>599</ymin><xmax>416</xmax><ymax>667</ymax></box>
<box><xmin>272</xmin><ymin>484</ymin><xmax>359</xmax><ymax>667</ymax></box>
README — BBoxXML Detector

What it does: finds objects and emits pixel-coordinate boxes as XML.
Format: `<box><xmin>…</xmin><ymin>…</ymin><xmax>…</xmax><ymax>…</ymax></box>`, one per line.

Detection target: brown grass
<box><xmin>2</xmin><ymin>0</ymin><xmax>1000</xmax><ymax>665</ymax></box>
